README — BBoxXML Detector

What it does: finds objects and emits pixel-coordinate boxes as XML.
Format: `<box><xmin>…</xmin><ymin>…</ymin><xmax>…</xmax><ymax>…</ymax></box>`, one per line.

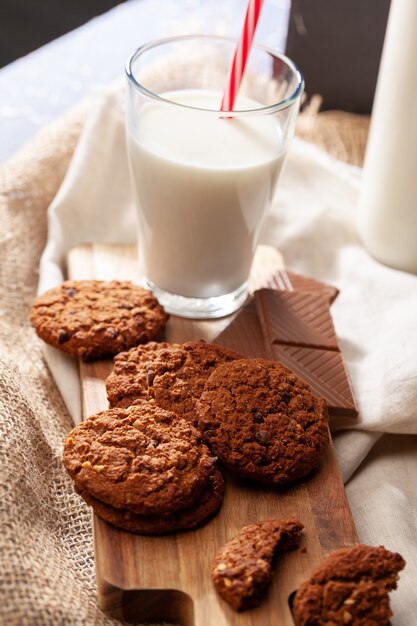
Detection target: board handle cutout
<box><xmin>287</xmin><ymin>589</ymin><xmax>297</xmax><ymax>625</ymax></box>
<box><xmin>98</xmin><ymin>585</ymin><xmax>195</xmax><ymax>625</ymax></box>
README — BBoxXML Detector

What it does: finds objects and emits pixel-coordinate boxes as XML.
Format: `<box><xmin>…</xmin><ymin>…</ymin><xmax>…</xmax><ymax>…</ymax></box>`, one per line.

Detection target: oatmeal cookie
<box><xmin>76</xmin><ymin>469</ymin><xmax>225</xmax><ymax>535</ymax></box>
<box><xmin>212</xmin><ymin>518</ymin><xmax>303</xmax><ymax>611</ymax></box>
<box><xmin>63</xmin><ymin>401</ymin><xmax>217</xmax><ymax>517</ymax></box>
<box><xmin>106</xmin><ymin>341</ymin><xmax>182</xmax><ymax>409</ymax></box>
<box><xmin>30</xmin><ymin>280</ymin><xmax>167</xmax><ymax>360</ymax></box>
<box><xmin>292</xmin><ymin>544</ymin><xmax>405</xmax><ymax>625</ymax></box>
<box><xmin>106</xmin><ymin>340</ymin><xmax>242</xmax><ymax>427</ymax></box>
<box><xmin>197</xmin><ymin>358</ymin><xmax>329</xmax><ymax>484</ymax></box>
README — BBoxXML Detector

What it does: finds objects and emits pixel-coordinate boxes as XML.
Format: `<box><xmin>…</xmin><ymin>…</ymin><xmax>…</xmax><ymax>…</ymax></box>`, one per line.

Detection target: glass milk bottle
<box><xmin>357</xmin><ymin>0</ymin><xmax>417</xmax><ymax>274</ymax></box>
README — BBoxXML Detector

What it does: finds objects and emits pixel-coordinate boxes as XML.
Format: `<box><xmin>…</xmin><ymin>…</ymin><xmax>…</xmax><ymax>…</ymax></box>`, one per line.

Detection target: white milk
<box><xmin>127</xmin><ymin>90</ymin><xmax>286</xmax><ymax>298</ymax></box>
<box><xmin>357</xmin><ymin>0</ymin><xmax>417</xmax><ymax>274</ymax></box>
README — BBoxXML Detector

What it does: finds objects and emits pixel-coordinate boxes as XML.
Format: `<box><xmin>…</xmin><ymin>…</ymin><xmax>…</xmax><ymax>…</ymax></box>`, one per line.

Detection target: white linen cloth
<box><xmin>39</xmin><ymin>84</ymin><xmax>417</xmax><ymax>624</ymax></box>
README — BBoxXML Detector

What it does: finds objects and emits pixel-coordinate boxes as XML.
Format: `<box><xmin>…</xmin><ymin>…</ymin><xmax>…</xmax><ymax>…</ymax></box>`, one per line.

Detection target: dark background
<box><xmin>1</xmin><ymin>0</ymin><xmax>391</xmax><ymax>114</ymax></box>
<box><xmin>286</xmin><ymin>0</ymin><xmax>391</xmax><ymax>113</ymax></box>
<box><xmin>0</xmin><ymin>0</ymin><xmax>126</xmax><ymax>68</ymax></box>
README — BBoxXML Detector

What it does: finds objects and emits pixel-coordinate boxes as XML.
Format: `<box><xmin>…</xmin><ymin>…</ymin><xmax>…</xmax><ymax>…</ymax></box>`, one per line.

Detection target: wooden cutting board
<box><xmin>67</xmin><ymin>243</ymin><xmax>358</xmax><ymax>626</ymax></box>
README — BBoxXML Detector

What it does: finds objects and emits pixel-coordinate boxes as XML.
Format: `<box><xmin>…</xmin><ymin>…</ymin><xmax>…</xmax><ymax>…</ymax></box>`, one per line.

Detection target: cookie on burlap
<box><xmin>212</xmin><ymin>518</ymin><xmax>303</xmax><ymax>611</ymax></box>
<box><xmin>76</xmin><ymin>469</ymin><xmax>225</xmax><ymax>535</ymax></box>
<box><xmin>106</xmin><ymin>340</ymin><xmax>242</xmax><ymax>426</ymax></box>
<box><xmin>63</xmin><ymin>401</ymin><xmax>217</xmax><ymax>517</ymax></box>
<box><xmin>30</xmin><ymin>280</ymin><xmax>168</xmax><ymax>360</ymax></box>
<box><xmin>197</xmin><ymin>358</ymin><xmax>329</xmax><ymax>484</ymax></box>
<box><xmin>292</xmin><ymin>544</ymin><xmax>405</xmax><ymax>626</ymax></box>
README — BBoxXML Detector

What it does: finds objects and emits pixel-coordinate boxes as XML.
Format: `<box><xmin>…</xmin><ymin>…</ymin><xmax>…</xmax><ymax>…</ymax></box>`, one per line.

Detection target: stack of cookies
<box><xmin>63</xmin><ymin>401</ymin><xmax>224</xmax><ymax>534</ymax></box>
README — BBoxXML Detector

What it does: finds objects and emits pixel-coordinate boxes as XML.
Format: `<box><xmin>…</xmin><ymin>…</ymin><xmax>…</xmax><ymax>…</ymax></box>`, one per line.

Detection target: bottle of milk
<box><xmin>357</xmin><ymin>0</ymin><xmax>417</xmax><ymax>274</ymax></box>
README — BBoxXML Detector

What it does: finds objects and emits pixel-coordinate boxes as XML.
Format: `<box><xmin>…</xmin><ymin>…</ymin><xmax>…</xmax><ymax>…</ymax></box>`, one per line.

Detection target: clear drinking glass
<box><xmin>126</xmin><ymin>35</ymin><xmax>303</xmax><ymax>318</ymax></box>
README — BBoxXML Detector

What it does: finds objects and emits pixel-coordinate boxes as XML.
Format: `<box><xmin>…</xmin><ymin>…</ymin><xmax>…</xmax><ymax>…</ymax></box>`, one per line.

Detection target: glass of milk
<box><xmin>126</xmin><ymin>35</ymin><xmax>303</xmax><ymax>318</ymax></box>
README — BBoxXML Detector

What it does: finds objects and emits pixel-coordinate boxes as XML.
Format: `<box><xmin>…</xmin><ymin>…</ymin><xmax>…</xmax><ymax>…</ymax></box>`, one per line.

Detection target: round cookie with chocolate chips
<box><xmin>30</xmin><ymin>280</ymin><xmax>168</xmax><ymax>360</ymax></box>
<box><xmin>106</xmin><ymin>341</ymin><xmax>182</xmax><ymax>409</ymax></box>
<box><xmin>197</xmin><ymin>358</ymin><xmax>329</xmax><ymax>484</ymax></box>
<box><xmin>292</xmin><ymin>544</ymin><xmax>405</xmax><ymax>626</ymax></box>
<box><xmin>106</xmin><ymin>340</ymin><xmax>242</xmax><ymax>427</ymax></box>
<box><xmin>76</xmin><ymin>469</ymin><xmax>225</xmax><ymax>535</ymax></box>
<box><xmin>63</xmin><ymin>401</ymin><xmax>217</xmax><ymax>517</ymax></box>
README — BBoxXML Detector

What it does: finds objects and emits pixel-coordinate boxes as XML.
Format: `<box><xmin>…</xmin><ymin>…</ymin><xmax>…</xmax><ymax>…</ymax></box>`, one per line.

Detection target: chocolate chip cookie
<box><xmin>197</xmin><ymin>358</ymin><xmax>329</xmax><ymax>484</ymax></box>
<box><xmin>292</xmin><ymin>544</ymin><xmax>405</xmax><ymax>625</ymax></box>
<box><xmin>106</xmin><ymin>340</ymin><xmax>242</xmax><ymax>427</ymax></box>
<box><xmin>77</xmin><ymin>469</ymin><xmax>225</xmax><ymax>534</ymax></box>
<box><xmin>106</xmin><ymin>341</ymin><xmax>181</xmax><ymax>409</ymax></box>
<box><xmin>212</xmin><ymin>518</ymin><xmax>303</xmax><ymax>611</ymax></box>
<box><xmin>30</xmin><ymin>280</ymin><xmax>168</xmax><ymax>360</ymax></box>
<box><xmin>63</xmin><ymin>401</ymin><xmax>217</xmax><ymax>517</ymax></box>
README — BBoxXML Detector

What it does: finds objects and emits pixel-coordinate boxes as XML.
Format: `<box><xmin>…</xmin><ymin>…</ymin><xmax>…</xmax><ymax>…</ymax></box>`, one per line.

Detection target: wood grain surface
<box><xmin>67</xmin><ymin>244</ymin><xmax>358</xmax><ymax>626</ymax></box>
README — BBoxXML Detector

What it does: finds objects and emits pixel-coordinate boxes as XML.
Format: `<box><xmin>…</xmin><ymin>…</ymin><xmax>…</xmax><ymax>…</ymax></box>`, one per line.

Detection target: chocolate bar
<box><xmin>255</xmin><ymin>289</ymin><xmax>339</xmax><ymax>351</ymax></box>
<box><xmin>213</xmin><ymin>299</ymin><xmax>266</xmax><ymax>359</ymax></box>
<box><xmin>263</xmin><ymin>269</ymin><xmax>339</xmax><ymax>305</ymax></box>
<box><xmin>215</xmin><ymin>273</ymin><xmax>357</xmax><ymax>419</ymax></box>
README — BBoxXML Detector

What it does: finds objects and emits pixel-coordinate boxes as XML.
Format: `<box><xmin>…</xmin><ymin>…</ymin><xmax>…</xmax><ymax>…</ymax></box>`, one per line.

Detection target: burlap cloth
<box><xmin>0</xmin><ymin>101</ymin><xmax>369</xmax><ymax>625</ymax></box>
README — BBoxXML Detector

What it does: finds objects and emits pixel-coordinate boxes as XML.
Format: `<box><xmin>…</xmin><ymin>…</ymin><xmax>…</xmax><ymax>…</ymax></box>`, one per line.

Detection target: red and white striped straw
<box><xmin>221</xmin><ymin>0</ymin><xmax>265</xmax><ymax>112</ymax></box>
